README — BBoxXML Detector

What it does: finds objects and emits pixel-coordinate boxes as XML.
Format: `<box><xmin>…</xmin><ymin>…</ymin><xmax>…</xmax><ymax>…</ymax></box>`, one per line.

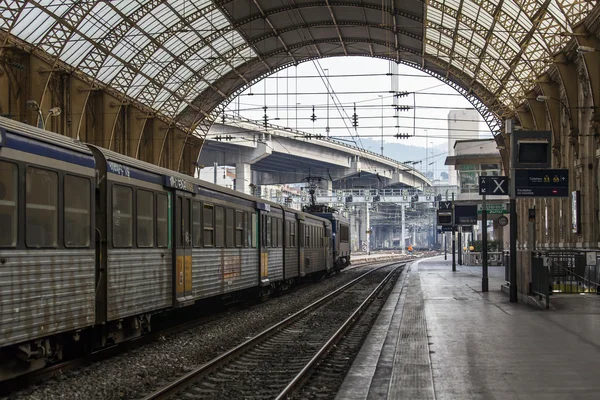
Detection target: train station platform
<box><xmin>336</xmin><ymin>256</ymin><xmax>600</xmax><ymax>400</ymax></box>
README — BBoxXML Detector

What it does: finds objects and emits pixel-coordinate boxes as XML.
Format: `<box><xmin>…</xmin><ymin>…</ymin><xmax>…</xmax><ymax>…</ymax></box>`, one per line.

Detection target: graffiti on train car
<box><xmin>107</xmin><ymin>161</ymin><xmax>131</xmax><ymax>177</ymax></box>
<box><xmin>223</xmin><ymin>256</ymin><xmax>242</xmax><ymax>280</ymax></box>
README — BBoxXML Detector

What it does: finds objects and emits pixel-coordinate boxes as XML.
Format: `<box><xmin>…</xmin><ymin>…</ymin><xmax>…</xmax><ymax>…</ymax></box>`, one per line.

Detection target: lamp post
<box><xmin>26</xmin><ymin>100</ymin><xmax>44</xmax><ymax>129</ymax></box>
<box><xmin>44</xmin><ymin>107</ymin><xmax>62</xmax><ymax>128</ymax></box>
<box><xmin>26</xmin><ymin>100</ymin><xmax>61</xmax><ymax>130</ymax></box>
<box><xmin>536</xmin><ymin>95</ymin><xmax>572</xmax><ymax>122</ymax></box>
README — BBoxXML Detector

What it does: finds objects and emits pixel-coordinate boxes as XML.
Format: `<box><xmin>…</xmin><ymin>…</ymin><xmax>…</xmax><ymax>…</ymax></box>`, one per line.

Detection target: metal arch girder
<box><xmin>411</xmin><ymin>58</ymin><xmax>503</xmax><ymax>137</ymax></box>
<box><xmin>537</xmin><ymin>77</ymin><xmax>563</xmax><ymax>161</ymax></box>
<box><xmin>176</xmin><ymin>37</ymin><xmax>424</xmax><ymax>125</ymax></box>
<box><xmin>31</xmin><ymin>0</ymin><xmax>237</xmax><ymax>113</ymax></box>
<box><xmin>284</xmin><ymin>0</ymin><xmax>324</xmax><ymax>59</ymax></box>
<box><xmin>28</xmin><ymin>0</ymin><xmax>232</xmax><ymax>126</ymax></box>
<box><xmin>250</xmin><ymin>0</ymin><xmax>298</xmax><ymax>65</ymax></box>
<box><xmin>21</xmin><ymin>2</ymin><xmax>211</xmax><ymax>122</ymax></box>
<box><xmin>248</xmin><ymin>20</ymin><xmax>423</xmax><ymax>47</ymax></box>
<box><xmin>3</xmin><ymin>31</ymin><xmax>198</xmax><ymax>143</ymax></box>
<box><xmin>444</xmin><ymin>0</ymin><xmax>468</xmax><ymax>79</ymax></box>
<box><xmin>572</xmin><ymin>31</ymin><xmax>600</xmax><ymax>114</ymax></box>
<box><xmin>467</xmin><ymin>0</ymin><xmax>505</xmax><ymax>91</ymax></box>
<box><xmin>100</xmin><ymin>1</ymin><xmax>235</xmax><ymax>107</ymax></box>
<box><xmin>553</xmin><ymin>54</ymin><xmax>579</xmax><ymax>134</ymax></box>
<box><xmin>514</xmin><ymin>104</ymin><xmax>536</xmax><ymax>131</ymax></box>
<box><xmin>223</xmin><ymin>1</ymin><xmax>424</xmax><ymax>26</ymax></box>
<box><xmin>524</xmin><ymin>91</ymin><xmax>547</xmax><ymax>131</ymax></box>
<box><xmin>362</xmin><ymin>8</ymin><xmax>376</xmax><ymax>58</ymax></box>
<box><xmin>324</xmin><ymin>0</ymin><xmax>348</xmax><ymax>56</ymax></box>
<box><xmin>168</xmin><ymin>18</ymin><xmax>424</xmax><ymax>104</ymax></box>
<box><xmin>493</xmin><ymin>0</ymin><xmax>553</xmax><ymax>98</ymax></box>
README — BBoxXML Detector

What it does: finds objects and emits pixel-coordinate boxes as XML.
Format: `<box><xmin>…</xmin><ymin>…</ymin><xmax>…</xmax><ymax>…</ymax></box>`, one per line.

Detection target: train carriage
<box><xmin>0</xmin><ymin>118</ymin><xmax>96</xmax><ymax>377</ymax></box>
<box><xmin>191</xmin><ymin>186</ymin><xmax>259</xmax><ymax>301</ymax></box>
<box><xmin>89</xmin><ymin>147</ymin><xmax>174</xmax><ymax>342</ymax></box>
<box><xmin>301</xmin><ymin>215</ymin><xmax>330</xmax><ymax>276</ymax></box>
<box><xmin>263</xmin><ymin>205</ymin><xmax>285</xmax><ymax>287</ymax></box>
<box><xmin>283</xmin><ymin>209</ymin><xmax>300</xmax><ymax>284</ymax></box>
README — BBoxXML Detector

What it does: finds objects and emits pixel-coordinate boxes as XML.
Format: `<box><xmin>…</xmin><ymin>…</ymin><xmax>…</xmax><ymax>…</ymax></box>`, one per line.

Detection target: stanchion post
<box><xmin>482</xmin><ymin>194</ymin><xmax>489</xmax><ymax>292</ymax></box>
<box><xmin>508</xmin><ymin>120</ymin><xmax>518</xmax><ymax>302</ymax></box>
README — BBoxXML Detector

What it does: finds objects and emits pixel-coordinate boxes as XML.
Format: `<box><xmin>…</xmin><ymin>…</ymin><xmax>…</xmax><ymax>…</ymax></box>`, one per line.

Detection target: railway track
<box><xmin>141</xmin><ymin>261</ymin><xmax>407</xmax><ymax>400</ymax></box>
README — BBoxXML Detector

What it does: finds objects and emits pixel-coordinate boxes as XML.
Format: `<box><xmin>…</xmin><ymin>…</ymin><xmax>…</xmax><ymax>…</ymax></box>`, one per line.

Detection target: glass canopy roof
<box><xmin>0</xmin><ymin>0</ymin><xmax>594</xmax><ymax>133</ymax></box>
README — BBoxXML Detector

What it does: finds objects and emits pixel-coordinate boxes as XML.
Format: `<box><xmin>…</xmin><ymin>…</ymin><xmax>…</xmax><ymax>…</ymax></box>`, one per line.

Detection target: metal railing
<box><xmin>462</xmin><ymin>251</ymin><xmax>504</xmax><ymax>266</ymax></box>
<box><xmin>530</xmin><ymin>253</ymin><xmax>550</xmax><ymax>308</ymax></box>
<box><xmin>533</xmin><ymin>250</ymin><xmax>600</xmax><ymax>295</ymax></box>
<box><xmin>504</xmin><ymin>250</ymin><xmax>510</xmax><ymax>282</ymax></box>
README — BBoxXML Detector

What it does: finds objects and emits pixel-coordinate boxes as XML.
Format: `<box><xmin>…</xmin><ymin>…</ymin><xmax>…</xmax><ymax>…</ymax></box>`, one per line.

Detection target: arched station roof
<box><xmin>0</xmin><ymin>0</ymin><xmax>594</xmax><ymax>136</ymax></box>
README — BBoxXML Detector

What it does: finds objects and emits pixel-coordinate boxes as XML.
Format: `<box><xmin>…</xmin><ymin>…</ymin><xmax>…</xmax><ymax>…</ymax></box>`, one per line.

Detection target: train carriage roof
<box><xmin>0</xmin><ymin>116</ymin><xmax>93</xmax><ymax>156</ymax></box>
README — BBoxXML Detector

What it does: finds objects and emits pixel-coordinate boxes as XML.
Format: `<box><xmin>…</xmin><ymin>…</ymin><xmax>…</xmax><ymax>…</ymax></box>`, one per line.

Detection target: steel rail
<box><xmin>142</xmin><ymin>261</ymin><xmax>408</xmax><ymax>400</ymax></box>
<box><xmin>275</xmin><ymin>264</ymin><xmax>403</xmax><ymax>399</ymax></box>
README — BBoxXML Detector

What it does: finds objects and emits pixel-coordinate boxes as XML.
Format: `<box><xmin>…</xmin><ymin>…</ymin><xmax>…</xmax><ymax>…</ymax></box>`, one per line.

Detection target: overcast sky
<box><xmin>224</xmin><ymin>57</ymin><xmax>493</xmax><ymax>154</ymax></box>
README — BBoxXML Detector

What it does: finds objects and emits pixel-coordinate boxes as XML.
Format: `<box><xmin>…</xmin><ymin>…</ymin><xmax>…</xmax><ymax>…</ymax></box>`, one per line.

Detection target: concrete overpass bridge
<box><xmin>198</xmin><ymin>115</ymin><xmax>431</xmax><ymax>194</ymax></box>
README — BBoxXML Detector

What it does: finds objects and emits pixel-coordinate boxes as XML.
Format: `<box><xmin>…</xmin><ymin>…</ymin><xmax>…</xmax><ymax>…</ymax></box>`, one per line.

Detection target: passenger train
<box><xmin>0</xmin><ymin>116</ymin><xmax>350</xmax><ymax>380</ymax></box>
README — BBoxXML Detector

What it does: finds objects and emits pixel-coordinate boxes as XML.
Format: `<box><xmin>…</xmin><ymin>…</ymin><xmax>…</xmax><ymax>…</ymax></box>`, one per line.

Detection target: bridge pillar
<box><xmin>235</xmin><ymin>163</ymin><xmax>252</xmax><ymax>195</ymax></box>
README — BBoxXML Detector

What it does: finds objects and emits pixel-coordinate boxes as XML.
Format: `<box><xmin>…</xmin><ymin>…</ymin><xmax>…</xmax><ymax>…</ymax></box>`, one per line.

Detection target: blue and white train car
<box><xmin>0</xmin><ymin>117</ymin><xmax>96</xmax><ymax>377</ymax></box>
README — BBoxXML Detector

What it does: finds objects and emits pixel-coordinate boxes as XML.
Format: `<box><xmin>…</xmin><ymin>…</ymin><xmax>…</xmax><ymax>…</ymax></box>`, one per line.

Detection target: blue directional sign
<box><xmin>479</xmin><ymin>176</ymin><xmax>509</xmax><ymax>196</ymax></box>
<box><xmin>515</xmin><ymin>169</ymin><xmax>568</xmax><ymax>198</ymax></box>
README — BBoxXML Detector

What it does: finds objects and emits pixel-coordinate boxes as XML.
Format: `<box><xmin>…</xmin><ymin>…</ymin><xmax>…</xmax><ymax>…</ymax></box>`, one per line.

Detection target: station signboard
<box><xmin>454</xmin><ymin>205</ymin><xmax>478</xmax><ymax>225</ymax></box>
<box><xmin>515</xmin><ymin>169</ymin><xmax>568</xmax><ymax>198</ymax></box>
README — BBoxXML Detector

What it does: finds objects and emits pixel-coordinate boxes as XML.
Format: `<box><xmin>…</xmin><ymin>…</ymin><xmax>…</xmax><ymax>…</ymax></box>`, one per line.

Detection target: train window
<box><xmin>244</xmin><ymin>212</ymin><xmax>250</xmax><ymax>247</ymax></box>
<box><xmin>226</xmin><ymin>208</ymin><xmax>234</xmax><ymax>248</ymax></box>
<box><xmin>215</xmin><ymin>206</ymin><xmax>224</xmax><ymax>248</ymax></box>
<box><xmin>137</xmin><ymin>190</ymin><xmax>154</xmax><ymax>247</ymax></box>
<box><xmin>26</xmin><ymin>167</ymin><xmax>58</xmax><ymax>248</ymax></box>
<box><xmin>305</xmin><ymin>226</ymin><xmax>310</xmax><ymax>248</ymax></box>
<box><xmin>235</xmin><ymin>210</ymin><xmax>243</xmax><ymax>247</ymax></box>
<box><xmin>290</xmin><ymin>222</ymin><xmax>296</xmax><ymax>248</ymax></box>
<box><xmin>112</xmin><ymin>185</ymin><xmax>133</xmax><ymax>247</ymax></box>
<box><xmin>64</xmin><ymin>175</ymin><xmax>90</xmax><ymax>247</ymax></box>
<box><xmin>271</xmin><ymin>217</ymin><xmax>277</xmax><ymax>248</ymax></box>
<box><xmin>0</xmin><ymin>161</ymin><xmax>17</xmax><ymax>247</ymax></box>
<box><xmin>266</xmin><ymin>216</ymin><xmax>271</xmax><ymax>247</ymax></box>
<box><xmin>340</xmin><ymin>224</ymin><xmax>349</xmax><ymax>242</ymax></box>
<box><xmin>203</xmin><ymin>204</ymin><xmax>214</xmax><ymax>247</ymax></box>
<box><xmin>278</xmin><ymin>218</ymin><xmax>283</xmax><ymax>248</ymax></box>
<box><xmin>157</xmin><ymin>194</ymin><xmax>168</xmax><ymax>248</ymax></box>
<box><xmin>192</xmin><ymin>201</ymin><xmax>202</xmax><ymax>247</ymax></box>
<box><xmin>251</xmin><ymin>213</ymin><xmax>257</xmax><ymax>248</ymax></box>
<box><xmin>285</xmin><ymin>221</ymin><xmax>290</xmax><ymax>247</ymax></box>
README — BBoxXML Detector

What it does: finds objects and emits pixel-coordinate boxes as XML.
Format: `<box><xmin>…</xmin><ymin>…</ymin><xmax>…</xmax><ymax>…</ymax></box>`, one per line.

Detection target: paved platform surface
<box><xmin>336</xmin><ymin>255</ymin><xmax>600</xmax><ymax>400</ymax></box>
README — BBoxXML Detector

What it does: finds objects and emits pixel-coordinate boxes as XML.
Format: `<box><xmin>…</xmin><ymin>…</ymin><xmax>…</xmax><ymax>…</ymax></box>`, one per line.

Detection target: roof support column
<box><xmin>127</xmin><ymin>107</ymin><xmax>149</xmax><ymax>159</ymax></box>
<box><xmin>0</xmin><ymin>65</ymin><xmax>10</xmax><ymax>118</ymax></box>
<box><xmin>29</xmin><ymin>55</ymin><xmax>53</xmax><ymax>130</ymax></box>
<box><xmin>69</xmin><ymin>79</ymin><xmax>93</xmax><ymax>140</ymax></box>
<box><xmin>170</xmin><ymin>126</ymin><xmax>189</xmax><ymax>173</ymax></box>
<box><xmin>537</xmin><ymin>76</ymin><xmax>563</xmax><ymax>166</ymax></box>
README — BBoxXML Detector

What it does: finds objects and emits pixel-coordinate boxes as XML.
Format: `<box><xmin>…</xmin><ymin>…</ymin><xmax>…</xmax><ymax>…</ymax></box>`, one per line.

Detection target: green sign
<box><xmin>477</xmin><ymin>203</ymin><xmax>508</xmax><ymax>215</ymax></box>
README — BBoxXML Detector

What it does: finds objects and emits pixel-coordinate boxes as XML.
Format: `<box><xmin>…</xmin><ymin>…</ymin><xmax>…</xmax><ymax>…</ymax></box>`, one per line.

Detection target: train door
<box><xmin>325</xmin><ymin>223</ymin><xmax>333</xmax><ymax>271</ymax></box>
<box><xmin>174</xmin><ymin>191</ymin><xmax>193</xmax><ymax>304</ymax></box>
<box><xmin>298</xmin><ymin>217</ymin><xmax>305</xmax><ymax>276</ymax></box>
<box><xmin>259</xmin><ymin>210</ymin><xmax>270</xmax><ymax>285</ymax></box>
